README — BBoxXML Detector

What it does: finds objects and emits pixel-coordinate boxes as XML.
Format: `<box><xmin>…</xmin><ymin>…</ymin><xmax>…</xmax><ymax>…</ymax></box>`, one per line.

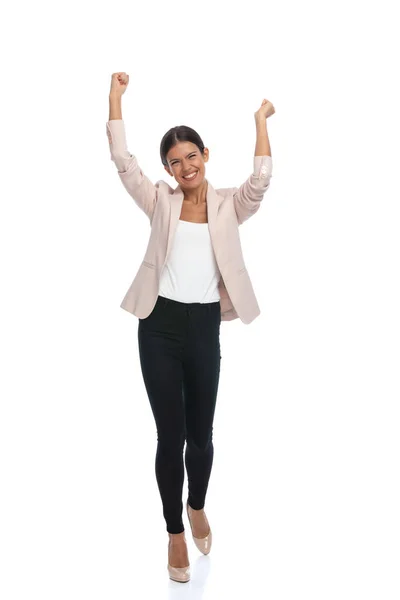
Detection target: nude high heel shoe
<box><xmin>186</xmin><ymin>500</ymin><xmax>212</xmax><ymax>555</ymax></box>
<box><xmin>167</xmin><ymin>538</ymin><xmax>191</xmax><ymax>583</ymax></box>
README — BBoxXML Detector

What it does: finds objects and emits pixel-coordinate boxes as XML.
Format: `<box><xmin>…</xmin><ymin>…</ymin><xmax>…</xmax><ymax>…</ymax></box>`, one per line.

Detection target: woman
<box><xmin>107</xmin><ymin>72</ymin><xmax>274</xmax><ymax>583</ymax></box>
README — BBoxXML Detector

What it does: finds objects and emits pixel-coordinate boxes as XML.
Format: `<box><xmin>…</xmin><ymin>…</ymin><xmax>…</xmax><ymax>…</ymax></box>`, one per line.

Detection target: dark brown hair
<box><xmin>160</xmin><ymin>125</ymin><xmax>206</xmax><ymax>167</ymax></box>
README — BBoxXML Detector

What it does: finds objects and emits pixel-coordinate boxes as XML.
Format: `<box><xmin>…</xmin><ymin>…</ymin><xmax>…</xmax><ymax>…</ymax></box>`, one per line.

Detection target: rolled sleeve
<box><xmin>106</xmin><ymin>119</ymin><xmax>133</xmax><ymax>172</ymax></box>
<box><xmin>232</xmin><ymin>155</ymin><xmax>273</xmax><ymax>225</ymax></box>
<box><xmin>253</xmin><ymin>155</ymin><xmax>273</xmax><ymax>180</ymax></box>
<box><xmin>106</xmin><ymin>119</ymin><xmax>158</xmax><ymax>221</ymax></box>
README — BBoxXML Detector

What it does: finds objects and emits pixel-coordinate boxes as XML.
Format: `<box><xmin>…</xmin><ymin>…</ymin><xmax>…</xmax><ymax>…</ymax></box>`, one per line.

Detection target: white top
<box><xmin>158</xmin><ymin>219</ymin><xmax>221</xmax><ymax>304</ymax></box>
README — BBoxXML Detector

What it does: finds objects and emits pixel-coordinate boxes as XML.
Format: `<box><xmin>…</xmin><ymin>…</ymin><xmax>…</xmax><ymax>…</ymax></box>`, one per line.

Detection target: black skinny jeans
<box><xmin>137</xmin><ymin>294</ymin><xmax>221</xmax><ymax>534</ymax></box>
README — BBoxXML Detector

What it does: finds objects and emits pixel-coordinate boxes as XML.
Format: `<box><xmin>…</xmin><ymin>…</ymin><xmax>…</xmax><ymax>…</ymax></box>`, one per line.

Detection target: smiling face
<box><xmin>164</xmin><ymin>141</ymin><xmax>209</xmax><ymax>190</ymax></box>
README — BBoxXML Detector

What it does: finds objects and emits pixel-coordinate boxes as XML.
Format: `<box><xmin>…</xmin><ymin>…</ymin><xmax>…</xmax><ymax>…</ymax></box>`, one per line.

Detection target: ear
<box><xmin>164</xmin><ymin>165</ymin><xmax>173</xmax><ymax>177</ymax></box>
<box><xmin>203</xmin><ymin>148</ymin><xmax>210</xmax><ymax>163</ymax></box>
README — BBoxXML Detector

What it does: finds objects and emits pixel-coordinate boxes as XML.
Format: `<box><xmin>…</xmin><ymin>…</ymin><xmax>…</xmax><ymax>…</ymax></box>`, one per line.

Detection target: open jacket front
<box><xmin>106</xmin><ymin>119</ymin><xmax>273</xmax><ymax>324</ymax></box>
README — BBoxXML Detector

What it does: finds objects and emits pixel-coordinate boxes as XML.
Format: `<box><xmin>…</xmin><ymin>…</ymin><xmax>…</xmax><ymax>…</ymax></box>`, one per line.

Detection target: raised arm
<box><xmin>233</xmin><ymin>99</ymin><xmax>274</xmax><ymax>226</ymax></box>
<box><xmin>107</xmin><ymin>74</ymin><xmax>158</xmax><ymax>222</ymax></box>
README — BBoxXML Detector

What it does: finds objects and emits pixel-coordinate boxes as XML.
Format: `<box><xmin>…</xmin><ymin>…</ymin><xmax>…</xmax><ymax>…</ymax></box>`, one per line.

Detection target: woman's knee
<box><xmin>156</xmin><ymin>429</ymin><xmax>186</xmax><ymax>452</ymax></box>
<box><xmin>186</xmin><ymin>429</ymin><xmax>213</xmax><ymax>454</ymax></box>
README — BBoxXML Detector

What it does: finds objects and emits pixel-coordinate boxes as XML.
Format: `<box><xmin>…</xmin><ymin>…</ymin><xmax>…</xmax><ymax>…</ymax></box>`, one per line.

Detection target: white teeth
<box><xmin>183</xmin><ymin>171</ymin><xmax>197</xmax><ymax>179</ymax></box>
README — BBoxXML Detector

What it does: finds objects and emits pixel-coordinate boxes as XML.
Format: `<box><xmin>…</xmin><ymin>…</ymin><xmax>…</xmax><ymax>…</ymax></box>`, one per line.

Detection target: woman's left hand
<box><xmin>254</xmin><ymin>99</ymin><xmax>275</xmax><ymax>122</ymax></box>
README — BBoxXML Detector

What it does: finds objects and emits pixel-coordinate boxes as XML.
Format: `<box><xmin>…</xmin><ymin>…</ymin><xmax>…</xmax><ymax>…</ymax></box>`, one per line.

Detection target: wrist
<box><xmin>255</xmin><ymin>115</ymin><xmax>267</xmax><ymax>125</ymax></box>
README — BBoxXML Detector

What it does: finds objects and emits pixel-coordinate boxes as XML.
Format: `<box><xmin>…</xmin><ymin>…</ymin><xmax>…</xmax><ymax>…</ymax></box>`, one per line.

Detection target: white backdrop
<box><xmin>1</xmin><ymin>0</ymin><xmax>399</xmax><ymax>598</ymax></box>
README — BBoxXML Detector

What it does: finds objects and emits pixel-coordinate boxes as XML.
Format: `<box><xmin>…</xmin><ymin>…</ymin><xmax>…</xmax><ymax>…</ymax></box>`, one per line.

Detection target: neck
<box><xmin>183</xmin><ymin>179</ymin><xmax>208</xmax><ymax>205</ymax></box>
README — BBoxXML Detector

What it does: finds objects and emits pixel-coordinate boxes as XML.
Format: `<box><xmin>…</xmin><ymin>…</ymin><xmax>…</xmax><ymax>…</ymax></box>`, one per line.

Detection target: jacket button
<box><xmin>260</xmin><ymin>165</ymin><xmax>268</xmax><ymax>177</ymax></box>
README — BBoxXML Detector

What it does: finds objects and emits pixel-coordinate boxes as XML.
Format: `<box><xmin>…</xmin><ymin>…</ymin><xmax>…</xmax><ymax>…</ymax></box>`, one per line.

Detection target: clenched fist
<box><xmin>109</xmin><ymin>72</ymin><xmax>129</xmax><ymax>97</ymax></box>
<box><xmin>254</xmin><ymin>99</ymin><xmax>275</xmax><ymax>122</ymax></box>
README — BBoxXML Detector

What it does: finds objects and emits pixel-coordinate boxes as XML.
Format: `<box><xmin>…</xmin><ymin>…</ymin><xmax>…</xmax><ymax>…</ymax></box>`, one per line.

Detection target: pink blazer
<box><xmin>106</xmin><ymin>119</ymin><xmax>273</xmax><ymax>324</ymax></box>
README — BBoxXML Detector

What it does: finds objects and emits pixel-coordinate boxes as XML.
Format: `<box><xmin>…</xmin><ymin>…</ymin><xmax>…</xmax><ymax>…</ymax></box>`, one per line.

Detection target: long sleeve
<box><xmin>106</xmin><ymin>119</ymin><xmax>158</xmax><ymax>221</ymax></box>
<box><xmin>106</xmin><ymin>119</ymin><xmax>135</xmax><ymax>173</ymax></box>
<box><xmin>232</xmin><ymin>155</ymin><xmax>273</xmax><ymax>225</ymax></box>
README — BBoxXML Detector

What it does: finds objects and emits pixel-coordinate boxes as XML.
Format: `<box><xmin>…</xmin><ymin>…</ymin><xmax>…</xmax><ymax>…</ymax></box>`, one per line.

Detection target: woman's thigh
<box><xmin>137</xmin><ymin>308</ymin><xmax>186</xmax><ymax>439</ymax></box>
<box><xmin>182</xmin><ymin>304</ymin><xmax>221</xmax><ymax>446</ymax></box>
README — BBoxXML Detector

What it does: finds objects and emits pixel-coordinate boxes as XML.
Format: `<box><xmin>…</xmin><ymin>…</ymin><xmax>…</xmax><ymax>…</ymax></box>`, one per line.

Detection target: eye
<box><xmin>171</xmin><ymin>154</ymin><xmax>197</xmax><ymax>166</ymax></box>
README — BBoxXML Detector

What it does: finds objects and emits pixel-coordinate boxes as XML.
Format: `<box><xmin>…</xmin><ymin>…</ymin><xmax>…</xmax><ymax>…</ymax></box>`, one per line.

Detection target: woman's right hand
<box><xmin>109</xmin><ymin>72</ymin><xmax>129</xmax><ymax>97</ymax></box>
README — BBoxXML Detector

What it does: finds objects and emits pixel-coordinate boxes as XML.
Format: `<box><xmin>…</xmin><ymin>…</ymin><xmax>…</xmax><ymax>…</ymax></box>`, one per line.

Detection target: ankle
<box><xmin>169</xmin><ymin>531</ymin><xmax>186</xmax><ymax>542</ymax></box>
<box><xmin>188</xmin><ymin>502</ymin><xmax>204</xmax><ymax>512</ymax></box>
